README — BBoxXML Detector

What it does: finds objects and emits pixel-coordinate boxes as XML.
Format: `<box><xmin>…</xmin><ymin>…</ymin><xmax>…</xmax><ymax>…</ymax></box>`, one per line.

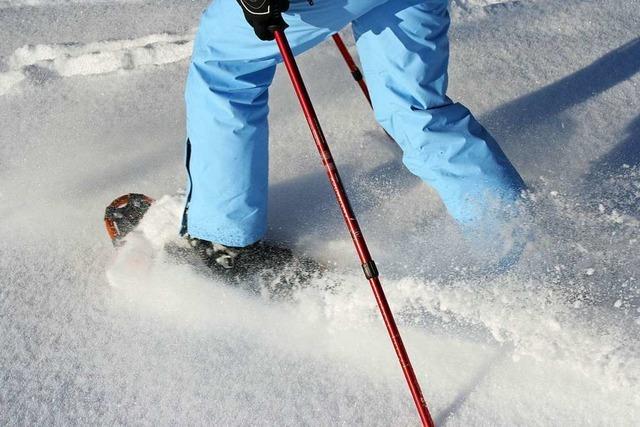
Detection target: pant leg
<box><xmin>184</xmin><ymin>0</ymin><xmax>413</xmax><ymax>246</ymax></box>
<box><xmin>352</xmin><ymin>0</ymin><xmax>526</xmax><ymax>230</ymax></box>
<box><xmin>184</xmin><ymin>0</ymin><xmax>275</xmax><ymax>246</ymax></box>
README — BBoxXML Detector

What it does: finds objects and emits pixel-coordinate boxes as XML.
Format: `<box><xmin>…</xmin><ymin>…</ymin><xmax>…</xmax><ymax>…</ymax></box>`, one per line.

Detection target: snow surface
<box><xmin>1</xmin><ymin>0</ymin><xmax>639</xmax><ymax>425</ymax></box>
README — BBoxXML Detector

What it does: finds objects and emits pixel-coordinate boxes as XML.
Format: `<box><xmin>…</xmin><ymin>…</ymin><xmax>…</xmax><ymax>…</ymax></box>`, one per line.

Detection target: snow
<box><xmin>0</xmin><ymin>0</ymin><xmax>143</xmax><ymax>7</ymax></box>
<box><xmin>1</xmin><ymin>0</ymin><xmax>639</xmax><ymax>425</ymax></box>
<box><xmin>0</xmin><ymin>32</ymin><xmax>194</xmax><ymax>95</ymax></box>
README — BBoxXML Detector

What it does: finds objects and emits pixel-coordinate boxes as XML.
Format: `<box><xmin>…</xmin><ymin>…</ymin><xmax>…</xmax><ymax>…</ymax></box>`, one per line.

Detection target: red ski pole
<box><xmin>332</xmin><ymin>33</ymin><xmax>395</xmax><ymax>142</ymax></box>
<box><xmin>274</xmin><ymin>29</ymin><xmax>435</xmax><ymax>427</ymax></box>
<box><xmin>332</xmin><ymin>33</ymin><xmax>371</xmax><ymax>106</ymax></box>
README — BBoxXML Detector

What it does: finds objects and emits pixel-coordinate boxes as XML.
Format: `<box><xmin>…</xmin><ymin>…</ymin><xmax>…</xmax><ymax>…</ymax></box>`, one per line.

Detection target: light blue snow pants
<box><xmin>184</xmin><ymin>0</ymin><xmax>526</xmax><ymax>247</ymax></box>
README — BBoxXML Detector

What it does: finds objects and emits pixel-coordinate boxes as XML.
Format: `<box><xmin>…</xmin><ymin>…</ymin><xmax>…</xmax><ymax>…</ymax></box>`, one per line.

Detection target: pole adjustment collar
<box><xmin>362</xmin><ymin>260</ymin><xmax>379</xmax><ymax>279</ymax></box>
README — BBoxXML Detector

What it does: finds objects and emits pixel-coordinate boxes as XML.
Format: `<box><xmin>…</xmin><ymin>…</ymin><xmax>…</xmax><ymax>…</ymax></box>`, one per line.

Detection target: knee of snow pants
<box><xmin>184</xmin><ymin>0</ymin><xmax>526</xmax><ymax>251</ymax></box>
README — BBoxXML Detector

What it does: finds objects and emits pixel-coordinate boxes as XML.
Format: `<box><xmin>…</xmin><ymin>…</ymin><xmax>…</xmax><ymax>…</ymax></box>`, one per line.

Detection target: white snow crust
<box><xmin>1</xmin><ymin>0</ymin><xmax>639</xmax><ymax>425</ymax></box>
<box><xmin>0</xmin><ymin>32</ymin><xmax>194</xmax><ymax>96</ymax></box>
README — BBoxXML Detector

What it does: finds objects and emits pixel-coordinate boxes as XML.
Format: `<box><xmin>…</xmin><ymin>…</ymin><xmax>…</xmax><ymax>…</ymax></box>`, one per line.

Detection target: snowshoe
<box><xmin>104</xmin><ymin>193</ymin><xmax>154</xmax><ymax>246</ymax></box>
<box><xmin>104</xmin><ymin>193</ymin><xmax>326</xmax><ymax>297</ymax></box>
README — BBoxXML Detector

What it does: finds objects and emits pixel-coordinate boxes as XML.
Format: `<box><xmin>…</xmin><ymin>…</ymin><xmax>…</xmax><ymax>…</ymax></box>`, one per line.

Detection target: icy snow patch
<box><xmin>0</xmin><ymin>31</ymin><xmax>194</xmax><ymax>95</ymax></box>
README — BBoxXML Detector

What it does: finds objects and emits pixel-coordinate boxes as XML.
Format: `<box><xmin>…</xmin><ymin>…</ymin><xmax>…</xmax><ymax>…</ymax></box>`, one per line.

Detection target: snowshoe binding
<box><xmin>168</xmin><ymin>236</ymin><xmax>325</xmax><ymax>298</ymax></box>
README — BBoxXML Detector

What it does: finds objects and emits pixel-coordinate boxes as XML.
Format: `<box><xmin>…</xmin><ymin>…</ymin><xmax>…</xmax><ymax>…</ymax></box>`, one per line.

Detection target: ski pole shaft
<box><xmin>274</xmin><ymin>29</ymin><xmax>435</xmax><ymax>427</ymax></box>
<box><xmin>332</xmin><ymin>34</ymin><xmax>371</xmax><ymax>106</ymax></box>
<box><xmin>332</xmin><ymin>33</ymin><xmax>394</xmax><ymax>143</ymax></box>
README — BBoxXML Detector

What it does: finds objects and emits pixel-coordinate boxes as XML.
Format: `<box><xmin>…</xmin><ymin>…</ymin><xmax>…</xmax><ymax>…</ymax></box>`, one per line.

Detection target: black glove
<box><xmin>236</xmin><ymin>0</ymin><xmax>290</xmax><ymax>41</ymax></box>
